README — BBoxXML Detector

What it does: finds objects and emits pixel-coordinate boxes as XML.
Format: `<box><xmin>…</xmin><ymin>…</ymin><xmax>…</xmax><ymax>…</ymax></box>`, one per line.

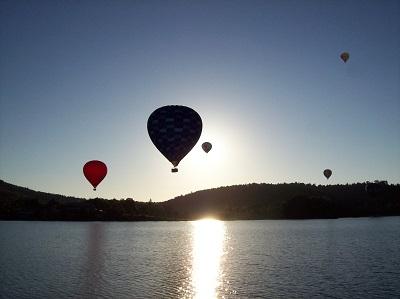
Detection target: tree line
<box><xmin>1</xmin><ymin>180</ymin><xmax>399</xmax><ymax>221</ymax></box>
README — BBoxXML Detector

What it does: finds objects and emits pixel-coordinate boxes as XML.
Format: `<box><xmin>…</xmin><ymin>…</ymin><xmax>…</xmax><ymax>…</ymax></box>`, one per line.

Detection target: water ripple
<box><xmin>1</xmin><ymin>218</ymin><xmax>399</xmax><ymax>298</ymax></box>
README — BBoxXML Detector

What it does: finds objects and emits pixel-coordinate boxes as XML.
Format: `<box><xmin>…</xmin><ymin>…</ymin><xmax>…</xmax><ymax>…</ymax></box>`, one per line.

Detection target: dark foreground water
<box><xmin>1</xmin><ymin>217</ymin><xmax>399</xmax><ymax>299</ymax></box>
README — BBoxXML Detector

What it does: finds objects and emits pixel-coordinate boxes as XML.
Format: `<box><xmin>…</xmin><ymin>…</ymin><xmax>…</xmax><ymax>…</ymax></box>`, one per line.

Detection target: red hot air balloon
<box><xmin>202</xmin><ymin>142</ymin><xmax>212</xmax><ymax>153</ymax></box>
<box><xmin>323</xmin><ymin>169</ymin><xmax>332</xmax><ymax>180</ymax></box>
<box><xmin>83</xmin><ymin>160</ymin><xmax>107</xmax><ymax>190</ymax></box>
<box><xmin>340</xmin><ymin>52</ymin><xmax>349</xmax><ymax>63</ymax></box>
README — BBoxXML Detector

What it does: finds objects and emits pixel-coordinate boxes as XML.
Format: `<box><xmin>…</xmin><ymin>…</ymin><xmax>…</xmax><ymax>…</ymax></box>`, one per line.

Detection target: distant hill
<box><xmin>160</xmin><ymin>182</ymin><xmax>400</xmax><ymax>220</ymax></box>
<box><xmin>1</xmin><ymin>179</ymin><xmax>399</xmax><ymax>221</ymax></box>
<box><xmin>0</xmin><ymin>180</ymin><xmax>84</xmax><ymax>204</ymax></box>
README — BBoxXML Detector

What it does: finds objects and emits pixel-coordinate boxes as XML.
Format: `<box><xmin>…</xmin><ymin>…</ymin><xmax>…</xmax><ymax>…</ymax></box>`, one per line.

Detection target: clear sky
<box><xmin>1</xmin><ymin>0</ymin><xmax>399</xmax><ymax>202</ymax></box>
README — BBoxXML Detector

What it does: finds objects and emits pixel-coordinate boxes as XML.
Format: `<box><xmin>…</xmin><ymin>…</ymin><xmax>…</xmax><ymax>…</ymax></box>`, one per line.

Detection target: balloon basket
<box><xmin>171</xmin><ymin>168</ymin><xmax>178</xmax><ymax>173</ymax></box>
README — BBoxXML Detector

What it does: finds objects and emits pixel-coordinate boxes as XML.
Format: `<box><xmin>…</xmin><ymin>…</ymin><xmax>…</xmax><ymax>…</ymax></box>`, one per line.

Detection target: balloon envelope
<box><xmin>202</xmin><ymin>142</ymin><xmax>212</xmax><ymax>153</ymax></box>
<box><xmin>83</xmin><ymin>160</ymin><xmax>107</xmax><ymax>190</ymax></box>
<box><xmin>340</xmin><ymin>52</ymin><xmax>349</xmax><ymax>63</ymax></box>
<box><xmin>323</xmin><ymin>169</ymin><xmax>332</xmax><ymax>179</ymax></box>
<box><xmin>147</xmin><ymin>105</ymin><xmax>202</xmax><ymax>171</ymax></box>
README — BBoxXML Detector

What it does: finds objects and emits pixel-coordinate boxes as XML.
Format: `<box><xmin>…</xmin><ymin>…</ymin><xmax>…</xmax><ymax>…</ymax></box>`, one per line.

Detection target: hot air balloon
<box><xmin>323</xmin><ymin>169</ymin><xmax>332</xmax><ymax>180</ymax></box>
<box><xmin>340</xmin><ymin>52</ymin><xmax>349</xmax><ymax>63</ymax></box>
<box><xmin>83</xmin><ymin>160</ymin><xmax>107</xmax><ymax>190</ymax></box>
<box><xmin>365</xmin><ymin>182</ymin><xmax>382</xmax><ymax>198</ymax></box>
<box><xmin>147</xmin><ymin>105</ymin><xmax>202</xmax><ymax>172</ymax></box>
<box><xmin>202</xmin><ymin>142</ymin><xmax>212</xmax><ymax>153</ymax></box>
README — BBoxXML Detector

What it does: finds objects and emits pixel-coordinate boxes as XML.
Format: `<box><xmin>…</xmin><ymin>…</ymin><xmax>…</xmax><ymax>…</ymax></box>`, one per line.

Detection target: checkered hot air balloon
<box><xmin>147</xmin><ymin>105</ymin><xmax>202</xmax><ymax>172</ymax></box>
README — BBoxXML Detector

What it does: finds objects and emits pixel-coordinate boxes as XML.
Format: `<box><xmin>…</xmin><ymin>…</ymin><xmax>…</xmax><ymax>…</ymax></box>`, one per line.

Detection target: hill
<box><xmin>161</xmin><ymin>182</ymin><xmax>400</xmax><ymax>220</ymax></box>
<box><xmin>1</xmin><ymin>180</ymin><xmax>399</xmax><ymax>221</ymax></box>
<box><xmin>0</xmin><ymin>180</ymin><xmax>84</xmax><ymax>204</ymax></box>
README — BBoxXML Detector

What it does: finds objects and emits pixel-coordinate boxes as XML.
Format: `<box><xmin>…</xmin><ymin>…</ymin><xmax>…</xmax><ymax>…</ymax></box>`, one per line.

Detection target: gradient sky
<box><xmin>1</xmin><ymin>0</ymin><xmax>399</xmax><ymax>202</ymax></box>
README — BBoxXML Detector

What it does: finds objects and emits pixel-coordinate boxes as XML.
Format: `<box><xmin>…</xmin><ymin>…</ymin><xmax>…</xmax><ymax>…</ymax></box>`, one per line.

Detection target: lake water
<box><xmin>1</xmin><ymin>217</ymin><xmax>399</xmax><ymax>298</ymax></box>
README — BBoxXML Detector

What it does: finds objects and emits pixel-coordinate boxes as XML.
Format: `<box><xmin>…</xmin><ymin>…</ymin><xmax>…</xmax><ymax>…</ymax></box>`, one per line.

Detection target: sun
<box><xmin>185</xmin><ymin>135</ymin><xmax>228</xmax><ymax>174</ymax></box>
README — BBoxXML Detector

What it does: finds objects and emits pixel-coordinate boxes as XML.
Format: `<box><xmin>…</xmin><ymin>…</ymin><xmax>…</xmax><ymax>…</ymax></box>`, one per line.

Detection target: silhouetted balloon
<box><xmin>323</xmin><ymin>169</ymin><xmax>332</xmax><ymax>179</ymax></box>
<box><xmin>147</xmin><ymin>105</ymin><xmax>202</xmax><ymax>172</ymax></box>
<box><xmin>202</xmin><ymin>142</ymin><xmax>212</xmax><ymax>153</ymax></box>
<box><xmin>83</xmin><ymin>160</ymin><xmax>107</xmax><ymax>191</ymax></box>
<box><xmin>340</xmin><ymin>52</ymin><xmax>349</xmax><ymax>63</ymax></box>
<box><xmin>365</xmin><ymin>183</ymin><xmax>382</xmax><ymax>198</ymax></box>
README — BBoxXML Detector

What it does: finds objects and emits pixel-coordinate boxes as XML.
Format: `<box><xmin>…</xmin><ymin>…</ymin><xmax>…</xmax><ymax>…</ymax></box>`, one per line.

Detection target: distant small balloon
<box><xmin>340</xmin><ymin>52</ymin><xmax>349</xmax><ymax>63</ymax></box>
<box><xmin>202</xmin><ymin>142</ymin><xmax>212</xmax><ymax>153</ymax></box>
<box><xmin>323</xmin><ymin>169</ymin><xmax>332</xmax><ymax>180</ymax></box>
<box><xmin>83</xmin><ymin>160</ymin><xmax>107</xmax><ymax>191</ymax></box>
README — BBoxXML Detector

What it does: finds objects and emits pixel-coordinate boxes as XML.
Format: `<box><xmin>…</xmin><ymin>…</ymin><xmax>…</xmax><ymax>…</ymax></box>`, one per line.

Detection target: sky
<box><xmin>1</xmin><ymin>0</ymin><xmax>399</xmax><ymax>202</ymax></box>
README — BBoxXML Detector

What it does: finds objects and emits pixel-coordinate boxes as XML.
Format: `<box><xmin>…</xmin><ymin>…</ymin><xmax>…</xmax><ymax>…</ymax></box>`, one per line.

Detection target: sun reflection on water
<box><xmin>190</xmin><ymin>219</ymin><xmax>225</xmax><ymax>299</ymax></box>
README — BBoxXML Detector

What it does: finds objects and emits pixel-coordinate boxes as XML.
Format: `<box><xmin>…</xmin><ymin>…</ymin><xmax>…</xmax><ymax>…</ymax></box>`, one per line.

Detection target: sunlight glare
<box><xmin>187</xmin><ymin>138</ymin><xmax>225</xmax><ymax>170</ymax></box>
<box><xmin>185</xmin><ymin>130</ymin><xmax>238</xmax><ymax>179</ymax></box>
<box><xmin>191</xmin><ymin>219</ymin><xmax>225</xmax><ymax>299</ymax></box>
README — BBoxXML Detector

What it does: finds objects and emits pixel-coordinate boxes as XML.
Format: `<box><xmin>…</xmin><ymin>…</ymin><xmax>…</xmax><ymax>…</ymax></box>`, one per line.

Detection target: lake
<box><xmin>1</xmin><ymin>217</ymin><xmax>399</xmax><ymax>298</ymax></box>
